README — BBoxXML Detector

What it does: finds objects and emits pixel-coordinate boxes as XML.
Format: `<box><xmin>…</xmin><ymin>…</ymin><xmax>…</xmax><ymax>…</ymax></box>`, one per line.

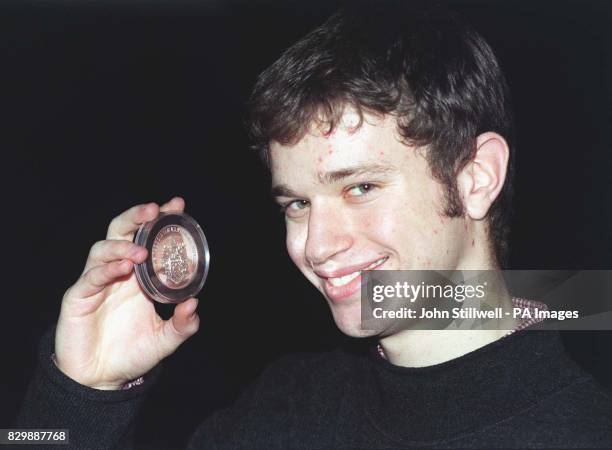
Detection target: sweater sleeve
<box><xmin>14</xmin><ymin>326</ymin><xmax>162</xmax><ymax>450</ymax></box>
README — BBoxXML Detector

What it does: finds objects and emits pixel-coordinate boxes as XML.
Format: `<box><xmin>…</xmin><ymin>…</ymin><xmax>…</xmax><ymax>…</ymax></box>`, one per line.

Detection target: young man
<box><xmin>17</xmin><ymin>3</ymin><xmax>612</xmax><ymax>449</ymax></box>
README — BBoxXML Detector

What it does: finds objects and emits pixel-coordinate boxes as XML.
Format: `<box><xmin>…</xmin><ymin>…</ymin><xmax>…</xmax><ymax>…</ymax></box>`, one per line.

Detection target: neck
<box><xmin>379</xmin><ymin>327</ymin><xmax>511</xmax><ymax>367</ymax></box>
<box><xmin>379</xmin><ymin>238</ymin><xmax>519</xmax><ymax>367</ymax></box>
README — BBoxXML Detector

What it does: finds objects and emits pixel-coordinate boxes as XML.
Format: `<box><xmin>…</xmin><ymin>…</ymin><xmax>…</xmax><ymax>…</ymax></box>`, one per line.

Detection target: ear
<box><xmin>456</xmin><ymin>132</ymin><xmax>509</xmax><ymax>220</ymax></box>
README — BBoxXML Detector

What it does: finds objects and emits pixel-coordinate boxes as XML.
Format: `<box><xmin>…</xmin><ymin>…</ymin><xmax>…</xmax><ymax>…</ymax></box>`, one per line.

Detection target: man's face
<box><xmin>270</xmin><ymin>111</ymin><xmax>471</xmax><ymax>337</ymax></box>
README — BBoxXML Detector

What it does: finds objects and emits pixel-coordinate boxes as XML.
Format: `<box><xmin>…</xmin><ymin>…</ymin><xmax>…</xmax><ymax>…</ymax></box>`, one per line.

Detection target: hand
<box><xmin>55</xmin><ymin>197</ymin><xmax>200</xmax><ymax>390</ymax></box>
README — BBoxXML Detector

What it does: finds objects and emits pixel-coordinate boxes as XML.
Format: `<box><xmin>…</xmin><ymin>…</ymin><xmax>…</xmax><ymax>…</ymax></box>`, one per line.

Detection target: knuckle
<box><xmin>119</xmin><ymin>239</ymin><xmax>135</xmax><ymax>253</ymax></box>
<box><xmin>108</xmin><ymin>239</ymin><xmax>130</xmax><ymax>256</ymax></box>
<box><xmin>108</xmin><ymin>215</ymin><xmax>122</xmax><ymax>232</ymax></box>
<box><xmin>175</xmin><ymin>320</ymin><xmax>195</xmax><ymax>340</ymax></box>
<box><xmin>83</xmin><ymin>267</ymin><xmax>99</xmax><ymax>285</ymax></box>
<box><xmin>89</xmin><ymin>240</ymin><xmax>105</xmax><ymax>259</ymax></box>
<box><xmin>174</xmin><ymin>324</ymin><xmax>189</xmax><ymax>339</ymax></box>
<box><xmin>89</xmin><ymin>239</ymin><xmax>133</xmax><ymax>262</ymax></box>
<box><xmin>63</xmin><ymin>285</ymin><xmax>75</xmax><ymax>300</ymax></box>
<box><xmin>83</xmin><ymin>268</ymin><xmax>94</xmax><ymax>282</ymax></box>
<box><xmin>107</xmin><ymin>260</ymin><xmax>122</xmax><ymax>274</ymax></box>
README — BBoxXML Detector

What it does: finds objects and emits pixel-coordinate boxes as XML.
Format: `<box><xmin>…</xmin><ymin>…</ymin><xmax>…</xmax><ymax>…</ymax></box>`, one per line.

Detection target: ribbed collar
<box><xmin>362</xmin><ymin>330</ymin><xmax>587</xmax><ymax>445</ymax></box>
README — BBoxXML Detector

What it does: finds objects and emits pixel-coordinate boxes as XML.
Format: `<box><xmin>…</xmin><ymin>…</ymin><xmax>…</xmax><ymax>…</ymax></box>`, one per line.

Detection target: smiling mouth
<box><xmin>325</xmin><ymin>257</ymin><xmax>388</xmax><ymax>287</ymax></box>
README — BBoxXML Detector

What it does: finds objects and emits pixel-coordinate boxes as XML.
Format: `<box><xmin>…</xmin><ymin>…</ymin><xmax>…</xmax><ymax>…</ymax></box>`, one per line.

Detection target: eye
<box><xmin>281</xmin><ymin>199</ymin><xmax>310</xmax><ymax>218</ymax></box>
<box><xmin>287</xmin><ymin>199</ymin><xmax>309</xmax><ymax>210</ymax></box>
<box><xmin>346</xmin><ymin>183</ymin><xmax>377</xmax><ymax>197</ymax></box>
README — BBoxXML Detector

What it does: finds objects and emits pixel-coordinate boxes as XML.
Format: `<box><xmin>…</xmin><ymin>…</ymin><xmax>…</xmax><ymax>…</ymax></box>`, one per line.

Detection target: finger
<box><xmin>156</xmin><ymin>297</ymin><xmax>200</xmax><ymax>357</ymax></box>
<box><xmin>159</xmin><ymin>196</ymin><xmax>185</xmax><ymax>213</ymax></box>
<box><xmin>84</xmin><ymin>240</ymin><xmax>148</xmax><ymax>272</ymax></box>
<box><xmin>69</xmin><ymin>259</ymin><xmax>134</xmax><ymax>299</ymax></box>
<box><xmin>106</xmin><ymin>202</ymin><xmax>160</xmax><ymax>240</ymax></box>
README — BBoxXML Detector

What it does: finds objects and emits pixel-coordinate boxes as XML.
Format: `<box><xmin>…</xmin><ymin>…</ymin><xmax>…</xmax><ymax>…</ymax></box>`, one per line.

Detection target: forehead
<box><xmin>269</xmin><ymin>111</ymin><xmax>417</xmax><ymax>184</ymax></box>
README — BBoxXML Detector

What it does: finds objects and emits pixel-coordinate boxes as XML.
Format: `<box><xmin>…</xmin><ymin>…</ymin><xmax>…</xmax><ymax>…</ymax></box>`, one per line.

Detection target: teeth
<box><xmin>329</xmin><ymin>271</ymin><xmax>361</xmax><ymax>287</ymax></box>
<box><xmin>365</xmin><ymin>257</ymin><xmax>387</xmax><ymax>270</ymax></box>
<box><xmin>327</xmin><ymin>257</ymin><xmax>387</xmax><ymax>287</ymax></box>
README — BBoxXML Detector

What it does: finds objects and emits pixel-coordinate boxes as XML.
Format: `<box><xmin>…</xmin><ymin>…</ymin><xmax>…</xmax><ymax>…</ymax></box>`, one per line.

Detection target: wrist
<box><xmin>50</xmin><ymin>353</ymin><xmax>143</xmax><ymax>390</ymax></box>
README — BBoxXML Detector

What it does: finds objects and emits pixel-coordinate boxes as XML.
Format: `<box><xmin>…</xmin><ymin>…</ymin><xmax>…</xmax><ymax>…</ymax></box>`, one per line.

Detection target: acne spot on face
<box><xmin>471</xmin><ymin>239</ymin><xmax>475</xmax><ymax>247</ymax></box>
<box><xmin>433</xmin><ymin>229</ymin><xmax>438</xmax><ymax>235</ymax></box>
<box><xmin>317</xmin><ymin>156</ymin><xmax>323</xmax><ymax>163</ymax></box>
<box><xmin>379</xmin><ymin>150</ymin><xmax>385</xmax><ymax>155</ymax></box>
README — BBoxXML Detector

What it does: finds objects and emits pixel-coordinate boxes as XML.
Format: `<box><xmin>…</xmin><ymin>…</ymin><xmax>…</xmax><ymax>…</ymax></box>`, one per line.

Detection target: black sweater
<box><xmin>16</xmin><ymin>327</ymin><xmax>612</xmax><ymax>449</ymax></box>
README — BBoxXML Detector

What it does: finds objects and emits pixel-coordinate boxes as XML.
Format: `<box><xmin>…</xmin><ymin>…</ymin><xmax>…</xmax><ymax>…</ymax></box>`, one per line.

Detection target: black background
<box><xmin>2</xmin><ymin>0</ymin><xmax>611</xmax><ymax>448</ymax></box>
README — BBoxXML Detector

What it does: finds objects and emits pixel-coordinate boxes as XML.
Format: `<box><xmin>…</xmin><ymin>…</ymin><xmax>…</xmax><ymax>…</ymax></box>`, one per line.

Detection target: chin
<box><xmin>338</xmin><ymin>325</ymin><xmax>379</xmax><ymax>338</ymax></box>
<box><xmin>328</xmin><ymin>301</ymin><xmax>379</xmax><ymax>338</ymax></box>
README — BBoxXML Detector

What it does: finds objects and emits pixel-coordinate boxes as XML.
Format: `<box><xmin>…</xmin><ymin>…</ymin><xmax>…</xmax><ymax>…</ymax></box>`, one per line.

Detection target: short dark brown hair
<box><xmin>247</xmin><ymin>2</ymin><xmax>515</xmax><ymax>267</ymax></box>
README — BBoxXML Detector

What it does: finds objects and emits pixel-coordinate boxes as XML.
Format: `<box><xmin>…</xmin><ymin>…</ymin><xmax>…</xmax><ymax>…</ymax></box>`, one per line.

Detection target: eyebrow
<box><xmin>271</xmin><ymin>163</ymin><xmax>398</xmax><ymax>198</ymax></box>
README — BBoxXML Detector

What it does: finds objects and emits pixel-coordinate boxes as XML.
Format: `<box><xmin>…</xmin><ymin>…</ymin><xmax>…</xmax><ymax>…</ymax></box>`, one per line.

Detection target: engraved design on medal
<box><xmin>151</xmin><ymin>225</ymin><xmax>198</xmax><ymax>289</ymax></box>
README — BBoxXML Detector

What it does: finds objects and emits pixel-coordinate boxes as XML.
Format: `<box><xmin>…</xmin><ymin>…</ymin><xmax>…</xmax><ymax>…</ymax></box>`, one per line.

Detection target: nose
<box><xmin>304</xmin><ymin>201</ymin><xmax>354</xmax><ymax>267</ymax></box>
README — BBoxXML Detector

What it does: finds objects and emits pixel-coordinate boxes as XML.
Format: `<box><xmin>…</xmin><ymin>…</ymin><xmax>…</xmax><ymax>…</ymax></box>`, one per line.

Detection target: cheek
<box><xmin>285</xmin><ymin>222</ymin><xmax>307</xmax><ymax>266</ymax></box>
<box><xmin>355</xmin><ymin>203</ymin><xmax>405</xmax><ymax>242</ymax></box>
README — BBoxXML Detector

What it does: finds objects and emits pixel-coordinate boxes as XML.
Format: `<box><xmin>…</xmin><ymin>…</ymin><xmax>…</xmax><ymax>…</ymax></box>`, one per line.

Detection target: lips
<box><xmin>317</xmin><ymin>256</ymin><xmax>388</xmax><ymax>302</ymax></box>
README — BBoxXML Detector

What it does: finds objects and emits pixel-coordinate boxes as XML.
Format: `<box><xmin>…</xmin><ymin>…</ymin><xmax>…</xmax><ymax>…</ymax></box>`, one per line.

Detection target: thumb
<box><xmin>157</xmin><ymin>297</ymin><xmax>200</xmax><ymax>357</ymax></box>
